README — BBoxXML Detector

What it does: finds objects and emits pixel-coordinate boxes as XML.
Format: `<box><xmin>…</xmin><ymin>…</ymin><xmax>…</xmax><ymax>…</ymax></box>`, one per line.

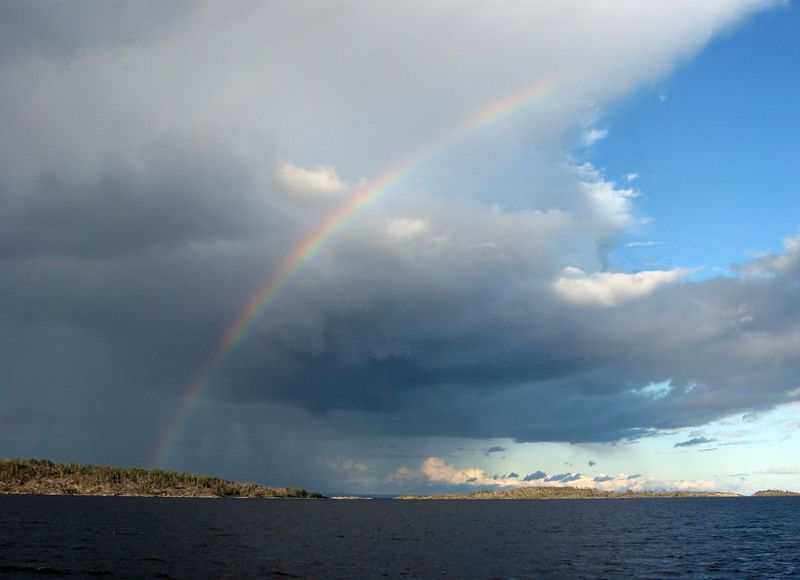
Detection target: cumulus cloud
<box><xmin>388</xmin><ymin>457</ymin><xmax>521</xmax><ymax>487</ymax></box>
<box><xmin>579</xmin><ymin>164</ymin><xmax>641</xmax><ymax>226</ymax></box>
<box><xmin>279</xmin><ymin>162</ymin><xmax>349</xmax><ymax>196</ymax></box>
<box><xmin>3</xmin><ymin>132</ymin><xmax>800</xmax><ymax>459</ymax></box>
<box><xmin>393</xmin><ymin>458</ymin><xmax>717</xmax><ymax>492</ymax></box>
<box><xmin>553</xmin><ymin>267</ymin><xmax>692</xmax><ymax>307</ymax></box>
<box><xmin>0</xmin><ymin>0</ymin><xmax>794</xmax><ymax>491</ymax></box>
<box><xmin>736</xmin><ymin>232</ymin><xmax>800</xmax><ymax>277</ymax></box>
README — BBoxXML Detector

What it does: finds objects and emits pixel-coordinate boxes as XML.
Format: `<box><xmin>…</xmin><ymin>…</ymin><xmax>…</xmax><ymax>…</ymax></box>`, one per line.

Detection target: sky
<box><xmin>1</xmin><ymin>0</ymin><xmax>799</xmax><ymax>496</ymax></box>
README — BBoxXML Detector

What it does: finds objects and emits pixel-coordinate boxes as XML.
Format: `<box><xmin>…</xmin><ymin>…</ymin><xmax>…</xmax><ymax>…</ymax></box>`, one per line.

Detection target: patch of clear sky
<box><xmin>592</xmin><ymin>4</ymin><xmax>800</xmax><ymax>276</ymax></box>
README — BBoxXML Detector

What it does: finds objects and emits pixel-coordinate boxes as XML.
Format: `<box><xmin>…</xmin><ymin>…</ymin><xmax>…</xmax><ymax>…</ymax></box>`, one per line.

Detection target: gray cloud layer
<box><xmin>0</xmin><ymin>1</ymin><xmax>793</xmax><ymax>489</ymax></box>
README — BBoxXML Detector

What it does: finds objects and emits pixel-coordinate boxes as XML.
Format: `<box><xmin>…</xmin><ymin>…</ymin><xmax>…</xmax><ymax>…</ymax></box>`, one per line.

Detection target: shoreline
<box><xmin>395</xmin><ymin>493</ymin><xmax>744</xmax><ymax>500</ymax></box>
<box><xmin>6</xmin><ymin>491</ymin><xmax>796</xmax><ymax>500</ymax></box>
<box><xmin>0</xmin><ymin>491</ymin><xmax>322</xmax><ymax>499</ymax></box>
<box><xmin>4</xmin><ymin>460</ymin><xmax>797</xmax><ymax>500</ymax></box>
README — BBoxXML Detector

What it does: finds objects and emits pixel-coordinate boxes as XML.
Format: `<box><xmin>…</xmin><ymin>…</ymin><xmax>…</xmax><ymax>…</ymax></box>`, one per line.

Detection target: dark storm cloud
<box><xmin>274</xmin><ymin>263</ymin><xmax>800</xmax><ymax>441</ymax></box>
<box><xmin>588</xmin><ymin>460</ymin><xmax>596</xmax><ymax>467</ymax></box>
<box><xmin>523</xmin><ymin>471</ymin><xmax>547</xmax><ymax>481</ymax></box>
<box><xmin>0</xmin><ymin>0</ymin><xmax>793</xmax><ymax>486</ymax></box>
<box><xmin>484</xmin><ymin>446</ymin><xmax>506</xmax><ymax>455</ymax></box>
<box><xmin>0</xmin><ymin>2</ymin><xmax>193</xmax><ymax>65</ymax></box>
<box><xmin>594</xmin><ymin>475</ymin><xmax>614</xmax><ymax>483</ymax></box>
<box><xmin>1</xmin><ymin>134</ymin><xmax>268</xmax><ymax>258</ymax></box>
<box><xmin>4</xmin><ymin>132</ymin><xmax>800</xmax><ymax>452</ymax></box>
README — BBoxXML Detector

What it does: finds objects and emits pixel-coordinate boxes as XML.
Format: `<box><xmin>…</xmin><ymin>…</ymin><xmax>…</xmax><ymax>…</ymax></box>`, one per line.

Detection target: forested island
<box><xmin>752</xmin><ymin>489</ymin><xmax>800</xmax><ymax>496</ymax></box>
<box><xmin>397</xmin><ymin>487</ymin><xmax>742</xmax><ymax>500</ymax></box>
<box><xmin>0</xmin><ymin>458</ymin><xmax>323</xmax><ymax>498</ymax></box>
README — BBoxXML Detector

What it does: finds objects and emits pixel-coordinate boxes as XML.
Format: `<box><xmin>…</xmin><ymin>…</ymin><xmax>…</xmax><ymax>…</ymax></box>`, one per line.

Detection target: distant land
<box><xmin>751</xmin><ymin>489</ymin><xmax>800</xmax><ymax>497</ymax></box>
<box><xmin>4</xmin><ymin>459</ymin><xmax>797</xmax><ymax>500</ymax></box>
<box><xmin>0</xmin><ymin>458</ymin><xmax>323</xmax><ymax>498</ymax></box>
<box><xmin>397</xmin><ymin>486</ymin><xmax>796</xmax><ymax>500</ymax></box>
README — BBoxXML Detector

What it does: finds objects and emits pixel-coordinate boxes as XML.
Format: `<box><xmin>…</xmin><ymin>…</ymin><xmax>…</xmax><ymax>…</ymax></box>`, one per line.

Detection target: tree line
<box><xmin>0</xmin><ymin>458</ymin><xmax>323</xmax><ymax>498</ymax></box>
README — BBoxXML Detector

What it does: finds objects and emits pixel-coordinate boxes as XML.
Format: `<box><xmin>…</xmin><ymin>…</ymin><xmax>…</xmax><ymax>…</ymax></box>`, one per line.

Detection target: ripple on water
<box><xmin>1</xmin><ymin>496</ymin><xmax>799</xmax><ymax>578</ymax></box>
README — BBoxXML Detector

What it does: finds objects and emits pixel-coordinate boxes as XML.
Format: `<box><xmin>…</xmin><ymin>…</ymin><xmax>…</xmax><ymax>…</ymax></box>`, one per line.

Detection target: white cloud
<box><xmin>582</xmin><ymin>128</ymin><xmax>608</xmax><ymax>146</ymax></box>
<box><xmin>576</xmin><ymin>163</ymin><xmax>640</xmax><ymax>231</ymax></box>
<box><xmin>278</xmin><ymin>162</ymin><xmax>349</xmax><ymax>196</ymax></box>
<box><xmin>388</xmin><ymin>457</ymin><xmax>521</xmax><ymax>487</ymax></box>
<box><xmin>626</xmin><ymin>240</ymin><xmax>663</xmax><ymax>248</ymax></box>
<box><xmin>624</xmin><ymin>172</ymin><xmax>640</xmax><ymax>182</ymax></box>
<box><xmin>553</xmin><ymin>266</ymin><xmax>691</xmax><ymax>307</ymax></box>
<box><xmin>385</xmin><ymin>218</ymin><xmax>428</xmax><ymax>240</ymax></box>
<box><xmin>390</xmin><ymin>458</ymin><xmax>718</xmax><ymax>492</ymax></box>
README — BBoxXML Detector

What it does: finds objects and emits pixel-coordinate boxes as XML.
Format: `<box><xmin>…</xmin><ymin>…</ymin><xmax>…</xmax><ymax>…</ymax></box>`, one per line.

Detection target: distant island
<box><xmin>0</xmin><ymin>458</ymin><xmax>323</xmax><ymax>498</ymax></box>
<box><xmin>752</xmin><ymin>489</ymin><xmax>800</xmax><ymax>497</ymax></box>
<box><xmin>397</xmin><ymin>487</ymin><xmax>743</xmax><ymax>500</ymax></box>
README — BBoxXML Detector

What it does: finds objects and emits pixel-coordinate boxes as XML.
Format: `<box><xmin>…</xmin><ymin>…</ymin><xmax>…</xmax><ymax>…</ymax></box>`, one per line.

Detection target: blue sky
<box><xmin>596</xmin><ymin>4</ymin><xmax>800</xmax><ymax>275</ymax></box>
<box><xmin>0</xmin><ymin>1</ymin><xmax>798</xmax><ymax>496</ymax></box>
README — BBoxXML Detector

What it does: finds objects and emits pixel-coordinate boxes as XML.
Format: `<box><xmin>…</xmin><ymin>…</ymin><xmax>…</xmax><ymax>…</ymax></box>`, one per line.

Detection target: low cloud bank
<box><xmin>389</xmin><ymin>457</ymin><xmax>717</xmax><ymax>493</ymax></box>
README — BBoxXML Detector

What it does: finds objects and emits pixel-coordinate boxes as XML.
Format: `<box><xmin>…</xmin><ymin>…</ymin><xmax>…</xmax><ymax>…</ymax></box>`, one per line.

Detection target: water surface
<box><xmin>2</xmin><ymin>495</ymin><xmax>798</xmax><ymax>578</ymax></box>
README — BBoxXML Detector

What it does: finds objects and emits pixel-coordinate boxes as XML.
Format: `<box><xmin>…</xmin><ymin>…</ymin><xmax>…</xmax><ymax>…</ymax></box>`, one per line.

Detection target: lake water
<box><xmin>1</xmin><ymin>495</ymin><xmax>799</xmax><ymax>578</ymax></box>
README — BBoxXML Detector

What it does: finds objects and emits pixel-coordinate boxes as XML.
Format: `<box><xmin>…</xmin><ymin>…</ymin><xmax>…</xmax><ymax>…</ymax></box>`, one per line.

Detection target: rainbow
<box><xmin>149</xmin><ymin>76</ymin><xmax>572</xmax><ymax>467</ymax></box>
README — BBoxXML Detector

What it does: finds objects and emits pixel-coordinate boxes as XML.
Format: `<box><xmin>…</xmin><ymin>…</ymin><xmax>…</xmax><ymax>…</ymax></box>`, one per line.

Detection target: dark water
<box><xmin>2</xmin><ymin>495</ymin><xmax>799</xmax><ymax>578</ymax></box>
